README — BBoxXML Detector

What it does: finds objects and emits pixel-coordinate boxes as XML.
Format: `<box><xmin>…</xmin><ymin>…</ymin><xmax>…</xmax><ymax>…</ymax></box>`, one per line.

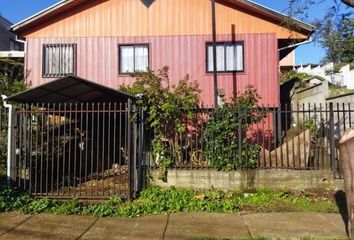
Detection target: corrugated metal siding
<box><xmin>26</xmin><ymin>33</ymin><xmax>279</xmax><ymax>107</ymax></box>
<box><xmin>23</xmin><ymin>0</ymin><xmax>307</xmax><ymax>40</ymax></box>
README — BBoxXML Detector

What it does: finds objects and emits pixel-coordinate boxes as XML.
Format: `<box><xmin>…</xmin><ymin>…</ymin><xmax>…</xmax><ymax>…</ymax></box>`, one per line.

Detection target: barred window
<box><xmin>43</xmin><ymin>44</ymin><xmax>76</xmax><ymax>77</ymax></box>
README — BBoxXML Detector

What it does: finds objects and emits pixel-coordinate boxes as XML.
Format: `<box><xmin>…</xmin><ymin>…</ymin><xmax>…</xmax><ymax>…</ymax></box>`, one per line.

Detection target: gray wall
<box><xmin>151</xmin><ymin>169</ymin><xmax>343</xmax><ymax>191</ymax></box>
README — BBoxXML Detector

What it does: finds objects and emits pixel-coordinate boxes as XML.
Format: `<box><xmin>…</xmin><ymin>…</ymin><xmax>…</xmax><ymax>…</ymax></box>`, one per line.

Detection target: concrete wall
<box><xmin>150</xmin><ymin>169</ymin><xmax>344</xmax><ymax>191</ymax></box>
<box><xmin>295</xmin><ymin>81</ymin><xmax>329</xmax><ymax>107</ymax></box>
<box><xmin>327</xmin><ymin>93</ymin><xmax>354</xmax><ymax>138</ymax></box>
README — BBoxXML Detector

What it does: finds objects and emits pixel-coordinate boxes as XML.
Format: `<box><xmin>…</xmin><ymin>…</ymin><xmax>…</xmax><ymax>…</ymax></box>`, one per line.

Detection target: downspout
<box><xmin>1</xmin><ymin>95</ymin><xmax>14</xmax><ymax>186</ymax></box>
<box><xmin>15</xmin><ymin>36</ymin><xmax>27</xmax><ymax>82</ymax></box>
<box><xmin>211</xmin><ymin>0</ymin><xmax>218</xmax><ymax>108</ymax></box>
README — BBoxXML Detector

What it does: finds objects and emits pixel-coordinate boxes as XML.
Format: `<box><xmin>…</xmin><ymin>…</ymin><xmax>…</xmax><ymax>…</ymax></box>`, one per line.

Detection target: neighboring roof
<box><xmin>11</xmin><ymin>0</ymin><xmax>315</xmax><ymax>35</ymax></box>
<box><xmin>6</xmin><ymin>75</ymin><xmax>136</xmax><ymax>104</ymax></box>
<box><xmin>294</xmin><ymin>64</ymin><xmax>319</xmax><ymax>68</ymax></box>
<box><xmin>0</xmin><ymin>15</ymin><xmax>13</xmax><ymax>30</ymax></box>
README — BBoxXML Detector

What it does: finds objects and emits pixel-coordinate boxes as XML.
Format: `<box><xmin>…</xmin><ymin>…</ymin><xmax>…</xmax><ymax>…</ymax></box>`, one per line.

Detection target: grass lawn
<box><xmin>0</xmin><ymin>178</ymin><xmax>345</xmax><ymax>217</ymax></box>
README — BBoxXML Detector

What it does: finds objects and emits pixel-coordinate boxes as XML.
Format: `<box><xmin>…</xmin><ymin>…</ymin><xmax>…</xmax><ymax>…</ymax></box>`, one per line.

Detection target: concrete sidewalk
<box><xmin>0</xmin><ymin>212</ymin><xmax>348</xmax><ymax>240</ymax></box>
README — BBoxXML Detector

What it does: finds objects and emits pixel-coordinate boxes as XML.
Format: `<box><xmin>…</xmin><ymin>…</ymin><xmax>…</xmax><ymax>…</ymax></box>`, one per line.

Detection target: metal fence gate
<box><xmin>11</xmin><ymin>101</ymin><xmax>142</xmax><ymax>199</ymax></box>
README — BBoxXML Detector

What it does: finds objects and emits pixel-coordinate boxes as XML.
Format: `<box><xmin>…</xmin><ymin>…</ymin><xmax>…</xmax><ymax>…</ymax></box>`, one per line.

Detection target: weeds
<box><xmin>0</xmin><ymin>186</ymin><xmax>339</xmax><ymax>218</ymax></box>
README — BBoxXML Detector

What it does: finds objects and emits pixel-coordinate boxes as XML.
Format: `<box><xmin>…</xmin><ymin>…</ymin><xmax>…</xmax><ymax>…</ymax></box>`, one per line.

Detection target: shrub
<box><xmin>0</xmin><ymin>58</ymin><xmax>27</xmax><ymax>174</ymax></box>
<box><xmin>120</xmin><ymin>67</ymin><xmax>201</xmax><ymax>180</ymax></box>
<box><xmin>202</xmin><ymin>85</ymin><xmax>264</xmax><ymax>172</ymax></box>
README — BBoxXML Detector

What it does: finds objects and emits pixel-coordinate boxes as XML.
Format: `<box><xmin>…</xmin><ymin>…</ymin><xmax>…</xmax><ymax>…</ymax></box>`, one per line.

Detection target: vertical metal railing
<box><xmin>13</xmin><ymin>102</ymin><xmax>139</xmax><ymax>199</ymax></box>
<box><xmin>146</xmin><ymin>104</ymin><xmax>354</xmax><ymax>172</ymax></box>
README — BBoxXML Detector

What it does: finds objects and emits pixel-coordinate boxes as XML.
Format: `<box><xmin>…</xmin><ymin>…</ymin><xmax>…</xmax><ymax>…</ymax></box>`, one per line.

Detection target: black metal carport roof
<box><xmin>6</xmin><ymin>75</ymin><xmax>136</xmax><ymax>104</ymax></box>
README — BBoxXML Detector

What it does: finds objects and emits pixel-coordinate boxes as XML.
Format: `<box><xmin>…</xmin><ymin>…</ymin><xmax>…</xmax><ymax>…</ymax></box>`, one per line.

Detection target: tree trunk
<box><xmin>341</xmin><ymin>0</ymin><xmax>354</xmax><ymax>7</ymax></box>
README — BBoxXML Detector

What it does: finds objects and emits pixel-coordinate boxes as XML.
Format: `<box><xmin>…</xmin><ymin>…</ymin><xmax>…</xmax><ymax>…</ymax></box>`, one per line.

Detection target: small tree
<box><xmin>0</xmin><ymin>58</ymin><xmax>27</xmax><ymax>175</ymax></box>
<box><xmin>202</xmin><ymin>85</ymin><xmax>264</xmax><ymax>172</ymax></box>
<box><xmin>120</xmin><ymin>67</ymin><xmax>201</xmax><ymax>181</ymax></box>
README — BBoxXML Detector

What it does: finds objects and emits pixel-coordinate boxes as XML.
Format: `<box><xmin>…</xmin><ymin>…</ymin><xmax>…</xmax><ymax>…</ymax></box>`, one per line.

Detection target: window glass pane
<box><xmin>236</xmin><ymin>44</ymin><xmax>244</xmax><ymax>71</ymax></box>
<box><xmin>216</xmin><ymin>45</ymin><xmax>225</xmax><ymax>71</ymax></box>
<box><xmin>43</xmin><ymin>44</ymin><xmax>75</xmax><ymax>76</ymax></box>
<box><xmin>207</xmin><ymin>45</ymin><xmax>214</xmax><ymax>72</ymax></box>
<box><xmin>226</xmin><ymin>45</ymin><xmax>236</xmax><ymax>71</ymax></box>
<box><xmin>134</xmin><ymin>45</ymin><xmax>149</xmax><ymax>71</ymax></box>
<box><xmin>120</xmin><ymin>46</ymin><xmax>134</xmax><ymax>73</ymax></box>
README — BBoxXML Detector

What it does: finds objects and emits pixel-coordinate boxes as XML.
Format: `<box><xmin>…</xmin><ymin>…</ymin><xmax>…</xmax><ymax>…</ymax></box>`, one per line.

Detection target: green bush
<box><xmin>0</xmin><ymin>185</ymin><xmax>29</xmax><ymax>212</ymax></box>
<box><xmin>202</xmin><ymin>86</ymin><xmax>264</xmax><ymax>172</ymax></box>
<box><xmin>0</xmin><ymin>58</ymin><xmax>27</xmax><ymax>174</ymax></box>
<box><xmin>120</xmin><ymin>67</ymin><xmax>201</xmax><ymax>180</ymax></box>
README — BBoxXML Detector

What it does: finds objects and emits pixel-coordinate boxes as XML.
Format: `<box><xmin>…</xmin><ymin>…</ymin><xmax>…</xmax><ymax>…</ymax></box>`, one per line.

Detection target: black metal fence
<box><xmin>10</xmin><ymin>101</ymin><xmax>142</xmax><ymax>199</ymax></box>
<box><xmin>146</xmin><ymin>103</ymin><xmax>354</xmax><ymax>173</ymax></box>
<box><xmin>2</xmin><ymin>102</ymin><xmax>353</xmax><ymax>198</ymax></box>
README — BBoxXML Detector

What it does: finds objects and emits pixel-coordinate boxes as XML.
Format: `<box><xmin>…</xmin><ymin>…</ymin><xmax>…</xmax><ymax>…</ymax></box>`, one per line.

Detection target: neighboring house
<box><xmin>0</xmin><ymin>16</ymin><xmax>24</xmax><ymax>57</ymax></box>
<box><xmin>295</xmin><ymin>63</ymin><xmax>354</xmax><ymax>90</ymax></box>
<box><xmin>12</xmin><ymin>0</ymin><xmax>314</xmax><ymax>107</ymax></box>
<box><xmin>279</xmin><ymin>50</ymin><xmax>296</xmax><ymax>73</ymax></box>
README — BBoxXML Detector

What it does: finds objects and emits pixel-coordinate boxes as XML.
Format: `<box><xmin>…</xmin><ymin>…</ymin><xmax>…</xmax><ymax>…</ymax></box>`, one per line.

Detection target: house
<box><xmin>0</xmin><ymin>16</ymin><xmax>24</xmax><ymax>57</ymax></box>
<box><xmin>11</xmin><ymin>0</ymin><xmax>314</xmax><ymax>107</ymax></box>
<box><xmin>295</xmin><ymin>63</ymin><xmax>354</xmax><ymax>90</ymax></box>
<box><xmin>279</xmin><ymin>50</ymin><xmax>296</xmax><ymax>73</ymax></box>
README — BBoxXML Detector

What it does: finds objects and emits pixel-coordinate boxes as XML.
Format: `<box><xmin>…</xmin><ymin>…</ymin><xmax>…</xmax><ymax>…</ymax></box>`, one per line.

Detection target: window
<box><xmin>119</xmin><ymin>44</ymin><xmax>149</xmax><ymax>74</ymax></box>
<box><xmin>43</xmin><ymin>44</ymin><xmax>76</xmax><ymax>77</ymax></box>
<box><xmin>206</xmin><ymin>42</ymin><xmax>244</xmax><ymax>72</ymax></box>
<box><xmin>9</xmin><ymin>40</ymin><xmax>22</xmax><ymax>51</ymax></box>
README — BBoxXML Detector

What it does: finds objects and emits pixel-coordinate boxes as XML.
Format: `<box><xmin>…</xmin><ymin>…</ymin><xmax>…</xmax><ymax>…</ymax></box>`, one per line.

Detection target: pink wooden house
<box><xmin>12</xmin><ymin>0</ymin><xmax>314</xmax><ymax>107</ymax></box>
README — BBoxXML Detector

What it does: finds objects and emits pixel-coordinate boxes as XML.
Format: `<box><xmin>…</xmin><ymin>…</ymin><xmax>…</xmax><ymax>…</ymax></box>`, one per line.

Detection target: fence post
<box><xmin>132</xmin><ymin>104</ymin><xmax>138</xmax><ymax>198</ymax></box>
<box><xmin>4</xmin><ymin>102</ymin><xmax>16</xmax><ymax>186</ymax></box>
<box><xmin>127</xmin><ymin>99</ymin><xmax>132</xmax><ymax>200</ymax></box>
<box><xmin>137</xmin><ymin>106</ymin><xmax>144</xmax><ymax>192</ymax></box>
<box><xmin>329</xmin><ymin>102</ymin><xmax>336</xmax><ymax>171</ymax></box>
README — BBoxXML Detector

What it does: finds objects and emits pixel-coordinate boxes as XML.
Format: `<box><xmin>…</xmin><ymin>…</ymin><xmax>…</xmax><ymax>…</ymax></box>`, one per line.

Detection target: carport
<box><xmin>5</xmin><ymin>75</ymin><xmax>141</xmax><ymax>199</ymax></box>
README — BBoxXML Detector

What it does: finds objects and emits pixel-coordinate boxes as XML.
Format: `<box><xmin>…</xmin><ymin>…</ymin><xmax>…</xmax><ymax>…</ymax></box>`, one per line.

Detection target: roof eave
<box><xmin>11</xmin><ymin>0</ymin><xmax>316</xmax><ymax>36</ymax></box>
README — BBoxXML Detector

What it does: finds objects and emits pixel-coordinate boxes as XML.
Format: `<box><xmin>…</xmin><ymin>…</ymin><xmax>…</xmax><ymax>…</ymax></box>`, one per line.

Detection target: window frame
<box><xmin>118</xmin><ymin>43</ymin><xmax>150</xmax><ymax>75</ymax></box>
<box><xmin>205</xmin><ymin>41</ymin><xmax>245</xmax><ymax>74</ymax></box>
<box><xmin>42</xmin><ymin>43</ymin><xmax>77</xmax><ymax>78</ymax></box>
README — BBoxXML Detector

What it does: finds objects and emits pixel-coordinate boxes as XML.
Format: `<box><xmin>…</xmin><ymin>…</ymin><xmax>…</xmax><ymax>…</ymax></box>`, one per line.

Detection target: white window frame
<box><xmin>206</xmin><ymin>42</ymin><xmax>244</xmax><ymax>73</ymax></box>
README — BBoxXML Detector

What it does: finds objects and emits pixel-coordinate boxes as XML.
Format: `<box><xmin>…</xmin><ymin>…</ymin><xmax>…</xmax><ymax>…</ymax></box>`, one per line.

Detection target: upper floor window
<box><xmin>119</xmin><ymin>44</ymin><xmax>149</xmax><ymax>74</ymax></box>
<box><xmin>43</xmin><ymin>44</ymin><xmax>76</xmax><ymax>77</ymax></box>
<box><xmin>9</xmin><ymin>39</ymin><xmax>22</xmax><ymax>51</ymax></box>
<box><xmin>207</xmin><ymin>42</ymin><xmax>244</xmax><ymax>73</ymax></box>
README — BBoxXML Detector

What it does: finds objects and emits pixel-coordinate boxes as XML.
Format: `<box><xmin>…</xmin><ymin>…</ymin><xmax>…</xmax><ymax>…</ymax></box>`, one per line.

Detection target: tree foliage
<box><xmin>0</xmin><ymin>58</ymin><xmax>26</xmax><ymax>97</ymax></box>
<box><xmin>120</xmin><ymin>67</ymin><xmax>201</xmax><ymax>181</ymax></box>
<box><xmin>287</xmin><ymin>0</ymin><xmax>353</xmax><ymax>64</ymax></box>
<box><xmin>0</xmin><ymin>58</ymin><xmax>27</xmax><ymax>174</ymax></box>
<box><xmin>319</xmin><ymin>17</ymin><xmax>353</xmax><ymax>63</ymax></box>
<box><xmin>202</xmin><ymin>86</ymin><xmax>264</xmax><ymax>172</ymax></box>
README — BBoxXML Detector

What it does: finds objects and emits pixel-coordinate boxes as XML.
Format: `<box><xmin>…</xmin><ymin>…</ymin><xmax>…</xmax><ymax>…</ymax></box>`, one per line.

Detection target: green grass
<box><xmin>0</xmin><ymin>185</ymin><xmax>340</xmax><ymax>217</ymax></box>
<box><xmin>329</xmin><ymin>86</ymin><xmax>354</xmax><ymax>97</ymax></box>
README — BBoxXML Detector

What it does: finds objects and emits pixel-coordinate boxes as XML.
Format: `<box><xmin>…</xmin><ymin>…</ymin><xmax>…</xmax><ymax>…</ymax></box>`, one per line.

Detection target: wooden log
<box><xmin>339</xmin><ymin>127</ymin><xmax>354</xmax><ymax>239</ymax></box>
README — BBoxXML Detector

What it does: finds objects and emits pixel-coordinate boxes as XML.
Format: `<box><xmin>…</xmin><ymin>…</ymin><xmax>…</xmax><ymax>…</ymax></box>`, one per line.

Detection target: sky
<box><xmin>0</xmin><ymin>0</ymin><xmax>342</xmax><ymax>65</ymax></box>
